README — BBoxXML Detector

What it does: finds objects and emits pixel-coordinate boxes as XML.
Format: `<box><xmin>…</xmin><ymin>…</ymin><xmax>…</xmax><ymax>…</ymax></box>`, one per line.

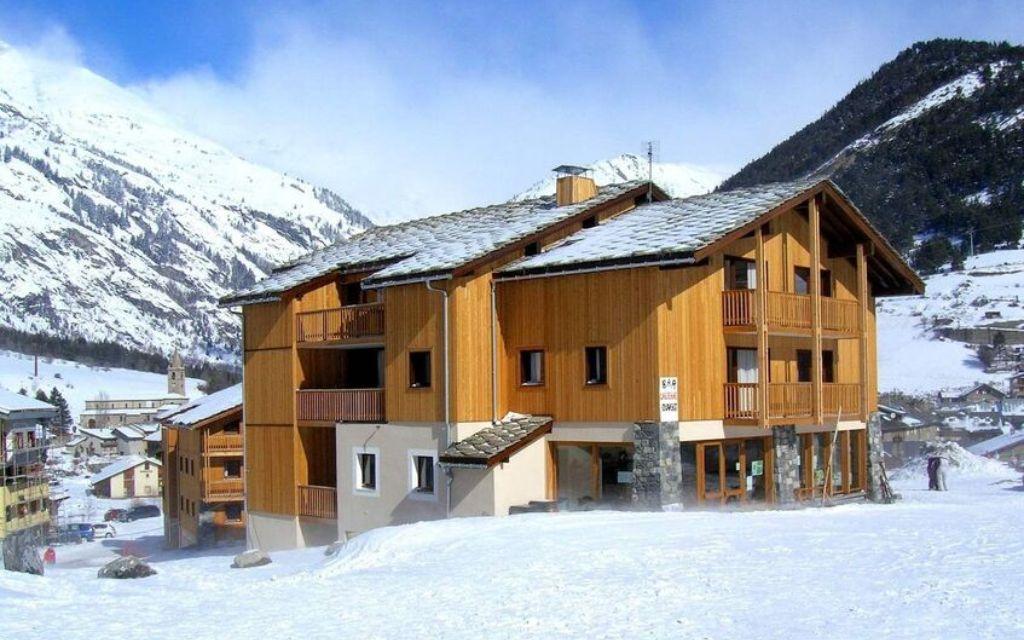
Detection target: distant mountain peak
<box><xmin>0</xmin><ymin>42</ymin><xmax>372</xmax><ymax>361</ymax></box>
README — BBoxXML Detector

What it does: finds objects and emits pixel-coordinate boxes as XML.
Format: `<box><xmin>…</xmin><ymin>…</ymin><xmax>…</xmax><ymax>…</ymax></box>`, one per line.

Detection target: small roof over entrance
<box><xmin>440</xmin><ymin>413</ymin><xmax>553</xmax><ymax>468</ymax></box>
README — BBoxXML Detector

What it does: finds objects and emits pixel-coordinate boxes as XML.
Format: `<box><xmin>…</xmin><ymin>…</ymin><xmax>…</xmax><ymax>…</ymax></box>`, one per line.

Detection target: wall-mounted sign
<box><xmin>617</xmin><ymin>471</ymin><xmax>634</xmax><ymax>484</ymax></box>
<box><xmin>751</xmin><ymin>460</ymin><xmax>764</xmax><ymax>476</ymax></box>
<box><xmin>659</xmin><ymin>376</ymin><xmax>679</xmax><ymax>422</ymax></box>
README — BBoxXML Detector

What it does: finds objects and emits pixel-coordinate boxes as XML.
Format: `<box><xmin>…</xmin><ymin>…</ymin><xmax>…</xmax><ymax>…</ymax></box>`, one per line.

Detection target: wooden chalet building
<box><xmin>161</xmin><ymin>385</ymin><xmax>245</xmax><ymax>549</ymax></box>
<box><xmin>221</xmin><ymin>169</ymin><xmax>923</xmax><ymax>550</ymax></box>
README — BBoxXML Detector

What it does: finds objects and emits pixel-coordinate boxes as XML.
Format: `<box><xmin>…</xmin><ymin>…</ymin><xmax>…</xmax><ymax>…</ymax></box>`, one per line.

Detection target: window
<box><xmin>794</xmin><ymin>266</ymin><xmax>811</xmax><ymax>295</ymax></box>
<box><xmin>223</xmin><ymin>422</ymin><xmax>240</xmax><ymax>434</ymax></box>
<box><xmin>225</xmin><ymin>503</ymin><xmax>243</xmax><ymax>521</ymax></box>
<box><xmin>726</xmin><ymin>347</ymin><xmax>759</xmax><ymax>384</ymax></box>
<box><xmin>224</xmin><ymin>459</ymin><xmax>242</xmax><ymax>478</ymax></box>
<box><xmin>409</xmin><ymin>351</ymin><xmax>432</xmax><ymax>388</ymax></box>
<box><xmin>582</xmin><ymin>215</ymin><xmax>598</xmax><ymax>229</ymax></box>
<box><xmin>820</xmin><ymin>269</ymin><xmax>833</xmax><ymax>297</ymax></box>
<box><xmin>822</xmin><ymin>350</ymin><xmax>835</xmax><ymax>383</ymax></box>
<box><xmin>353</xmin><ymin>448</ymin><xmax>379</xmax><ymax>495</ymax></box>
<box><xmin>585</xmin><ymin>346</ymin><xmax>608</xmax><ymax>385</ymax></box>
<box><xmin>796</xmin><ymin>349</ymin><xmax>813</xmax><ymax>383</ymax></box>
<box><xmin>342</xmin><ymin>282</ymin><xmax>365</xmax><ymax>306</ymax></box>
<box><xmin>524</xmin><ymin>241</ymin><xmax>540</xmax><ymax>257</ymax></box>
<box><xmin>725</xmin><ymin>256</ymin><xmax>756</xmax><ymax>290</ymax></box>
<box><xmin>409</xmin><ymin>450</ymin><xmax>437</xmax><ymax>498</ymax></box>
<box><xmin>520</xmin><ymin>350</ymin><xmax>545</xmax><ymax>386</ymax></box>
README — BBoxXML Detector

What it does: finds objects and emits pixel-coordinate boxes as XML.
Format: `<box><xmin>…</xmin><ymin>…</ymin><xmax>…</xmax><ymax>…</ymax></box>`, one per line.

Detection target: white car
<box><xmin>91</xmin><ymin>523</ymin><xmax>116</xmax><ymax>539</ymax></box>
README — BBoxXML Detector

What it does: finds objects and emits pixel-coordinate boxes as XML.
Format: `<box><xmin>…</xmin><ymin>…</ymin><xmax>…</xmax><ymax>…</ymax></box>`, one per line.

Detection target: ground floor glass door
<box><xmin>553</xmin><ymin>443</ymin><xmax>634</xmax><ymax>508</ymax></box>
<box><xmin>695</xmin><ymin>437</ymin><xmax>772</xmax><ymax>505</ymax></box>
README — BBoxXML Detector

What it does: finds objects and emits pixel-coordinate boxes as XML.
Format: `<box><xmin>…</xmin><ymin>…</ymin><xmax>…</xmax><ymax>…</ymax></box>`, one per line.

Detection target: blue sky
<box><xmin>1</xmin><ymin>1</ymin><xmax>1022</xmax><ymax>219</ymax></box>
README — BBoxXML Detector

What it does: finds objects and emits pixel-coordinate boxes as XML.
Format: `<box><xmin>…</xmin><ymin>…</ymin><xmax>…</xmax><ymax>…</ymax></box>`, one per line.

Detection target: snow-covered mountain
<box><xmin>512</xmin><ymin>153</ymin><xmax>724</xmax><ymax>201</ymax></box>
<box><xmin>0</xmin><ymin>41</ymin><xmax>373</xmax><ymax>361</ymax></box>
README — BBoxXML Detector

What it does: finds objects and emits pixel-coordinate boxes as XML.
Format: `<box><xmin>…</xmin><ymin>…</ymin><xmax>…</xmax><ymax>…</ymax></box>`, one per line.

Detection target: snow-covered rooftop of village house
<box><xmin>144</xmin><ymin>429</ymin><xmax>162</xmax><ymax>443</ymax></box>
<box><xmin>0</xmin><ymin>386</ymin><xmax>56</xmax><ymax>414</ymax></box>
<box><xmin>498</xmin><ymin>178</ymin><xmax>823</xmax><ymax>276</ymax></box>
<box><xmin>113</xmin><ymin>426</ymin><xmax>145</xmax><ymax>440</ymax></box>
<box><xmin>89</xmin><ymin>455</ymin><xmax>160</xmax><ymax>485</ymax></box>
<box><xmin>77</xmin><ymin>427</ymin><xmax>115</xmax><ymax>440</ymax></box>
<box><xmin>967</xmin><ymin>430</ymin><xmax>1024</xmax><ymax>457</ymax></box>
<box><xmin>221</xmin><ymin>182</ymin><xmax>648</xmax><ymax>305</ymax></box>
<box><xmin>162</xmin><ymin>383</ymin><xmax>242</xmax><ymax>427</ymax></box>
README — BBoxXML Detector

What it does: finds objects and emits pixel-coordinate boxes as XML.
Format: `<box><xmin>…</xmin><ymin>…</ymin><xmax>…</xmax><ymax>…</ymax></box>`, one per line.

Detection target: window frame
<box><xmin>584</xmin><ymin>346</ymin><xmax>608</xmax><ymax>386</ymax></box>
<box><xmin>519</xmin><ymin>349</ymin><xmax>546</xmax><ymax>387</ymax></box>
<box><xmin>352</xmin><ymin>446</ymin><xmax>381</xmax><ymax>497</ymax></box>
<box><xmin>408</xmin><ymin>350</ymin><xmax>432</xmax><ymax>389</ymax></box>
<box><xmin>407</xmin><ymin>449</ymin><xmax>438</xmax><ymax>501</ymax></box>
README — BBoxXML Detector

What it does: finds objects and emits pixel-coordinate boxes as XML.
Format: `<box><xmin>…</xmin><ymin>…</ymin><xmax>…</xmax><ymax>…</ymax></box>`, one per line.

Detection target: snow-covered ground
<box><xmin>0</xmin><ymin>349</ymin><xmax>203</xmax><ymax>418</ymax></box>
<box><xmin>3</xmin><ymin>452</ymin><xmax>1021</xmax><ymax>639</ymax></box>
<box><xmin>876</xmin><ymin>248</ymin><xmax>1024</xmax><ymax>395</ymax></box>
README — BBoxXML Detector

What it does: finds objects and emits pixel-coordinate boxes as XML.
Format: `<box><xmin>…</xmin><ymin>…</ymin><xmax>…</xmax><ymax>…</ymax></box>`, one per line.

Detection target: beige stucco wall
<box><xmin>247</xmin><ymin>510</ymin><xmax>301</xmax><ymax>551</ymax></box>
<box><xmin>336</xmin><ymin>422</ymin><xmax>447</xmax><ymax>538</ymax></box>
<box><xmin>491</xmin><ymin>436</ymin><xmax>549</xmax><ymax>516</ymax></box>
<box><xmin>549</xmin><ymin>422</ymin><xmax>634</xmax><ymax>442</ymax></box>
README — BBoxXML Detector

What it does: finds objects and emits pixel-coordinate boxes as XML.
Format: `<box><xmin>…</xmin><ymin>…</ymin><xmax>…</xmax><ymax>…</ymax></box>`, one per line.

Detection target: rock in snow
<box><xmin>97</xmin><ymin>555</ymin><xmax>156</xmax><ymax>579</ymax></box>
<box><xmin>0</xmin><ymin>40</ymin><xmax>372</xmax><ymax>361</ymax></box>
<box><xmin>231</xmin><ymin>549</ymin><xmax>272</xmax><ymax>569</ymax></box>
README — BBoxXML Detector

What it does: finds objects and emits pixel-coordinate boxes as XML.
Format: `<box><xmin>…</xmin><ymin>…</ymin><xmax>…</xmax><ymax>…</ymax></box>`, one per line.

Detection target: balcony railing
<box><xmin>725</xmin><ymin>382</ymin><xmax>862</xmax><ymax>422</ymax></box>
<box><xmin>722</xmin><ymin>290</ymin><xmax>860</xmax><ymax>334</ymax></box>
<box><xmin>296</xmin><ymin>302</ymin><xmax>384</xmax><ymax>344</ymax></box>
<box><xmin>206</xmin><ymin>434</ymin><xmax>243</xmax><ymax>454</ymax></box>
<box><xmin>297</xmin><ymin>484</ymin><xmax>337</xmax><ymax>519</ymax></box>
<box><xmin>205</xmin><ymin>478</ymin><xmax>244</xmax><ymax>500</ymax></box>
<box><xmin>823</xmin><ymin>383</ymin><xmax>862</xmax><ymax>417</ymax></box>
<box><xmin>296</xmin><ymin>389</ymin><xmax>385</xmax><ymax>423</ymax></box>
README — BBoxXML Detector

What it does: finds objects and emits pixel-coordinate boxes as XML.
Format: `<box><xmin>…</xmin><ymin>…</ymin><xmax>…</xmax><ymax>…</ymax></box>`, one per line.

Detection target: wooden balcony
<box><xmin>724</xmin><ymin>382</ymin><xmax>861</xmax><ymax>424</ymax></box>
<box><xmin>205</xmin><ymin>478</ymin><xmax>244</xmax><ymax>500</ymax></box>
<box><xmin>722</xmin><ymin>290</ymin><xmax>860</xmax><ymax>335</ymax></box>
<box><xmin>297</xmin><ymin>484</ymin><xmax>337</xmax><ymax>519</ymax></box>
<box><xmin>296</xmin><ymin>303</ymin><xmax>384</xmax><ymax>345</ymax></box>
<box><xmin>205</xmin><ymin>434</ymin><xmax>243</xmax><ymax>455</ymax></box>
<box><xmin>296</xmin><ymin>389</ymin><xmax>385</xmax><ymax>424</ymax></box>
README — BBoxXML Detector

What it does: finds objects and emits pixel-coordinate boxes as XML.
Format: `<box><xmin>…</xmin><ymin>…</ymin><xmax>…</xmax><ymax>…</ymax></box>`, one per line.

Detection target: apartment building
<box><xmin>222</xmin><ymin>170</ymin><xmax>922</xmax><ymax>550</ymax></box>
<box><xmin>161</xmin><ymin>384</ymin><xmax>245</xmax><ymax>549</ymax></box>
<box><xmin>1</xmin><ymin>387</ymin><xmax>56</xmax><ymax>573</ymax></box>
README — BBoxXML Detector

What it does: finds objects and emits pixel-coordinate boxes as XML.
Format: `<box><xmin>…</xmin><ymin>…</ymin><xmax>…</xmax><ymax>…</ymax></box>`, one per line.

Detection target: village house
<box><xmin>89</xmin><ymin>455</ymin><xmax>162</xmax><ymax>499</ymax></box>
<box><xmin>937</xmin><ymin>383</ymin><xmax>1006</xmax><ymax>414</ymax></box>
<box><xmin>968</xmin><ymin>430</ymin><xmax>1024</xmax><ymax>470</ymax></box>
<box><xmin>1</xmin><ymin>388</ymin><xmax>56</xmax><ymax>573</ymax></box>
<box><xmin>877</xmin><ymin>404</ymin><xmax>942</xmax><ymax>464</ymax></box>
<box><xmin>220</xmin><ymin>172</ymin><xmax>923</xmax><ymax>550</ymax></box>
<box><xmin>78</xmin><ymin>353</ymin><xmax>188</xmax><ymax>428</ymax></box>
<box><xmin>161</xmin><ymin>385</ymin><xmax>245</xmax><ymax>549</ymax></box>
<box><xmin>65</xmin><ymin>427</ymin><xmax>117</xmax><ymax>457</ymax></box>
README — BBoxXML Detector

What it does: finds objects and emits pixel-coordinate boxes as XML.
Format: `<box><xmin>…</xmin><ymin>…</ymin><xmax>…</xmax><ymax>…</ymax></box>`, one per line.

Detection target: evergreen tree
<box><xmin>49</xmin><ymin>387</ymin><xmax>73</xmax><ymax>436</ymax></box>
<box><xmin>34</xmin><ymin>389</ymin><xmax>48</xmax><ymax>403</ymax></box>
<box><xmin>17</xmin><ymin>387</ymin><xmax>27</xmax><ymax>396</ymax></box>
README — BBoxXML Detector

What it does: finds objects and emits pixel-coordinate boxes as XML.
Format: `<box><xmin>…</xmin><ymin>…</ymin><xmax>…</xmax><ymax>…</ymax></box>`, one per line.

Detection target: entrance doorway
<box><xmin>550</xmin><ymin>443</ymin><xmax>634</xmax><ymax>508</ymax></box>
<box><xmin>694</xmin><ymin>437</ymin><xmax>772</xmax><ymax>505</ymax></box>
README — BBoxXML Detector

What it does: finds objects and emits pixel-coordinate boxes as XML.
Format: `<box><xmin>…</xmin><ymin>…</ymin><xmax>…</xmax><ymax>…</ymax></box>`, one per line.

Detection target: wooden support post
<box><xmin>755</xmin><ymin>224</ymin><xmax>769</xmax><ymax>427</ymax></box>
<box><xmin>856</xmin><ymin>243</ymin><xmax>870</xmax><ymax>421</ymax></box>
<box><xmin>809</xmin><ymin>197</ymin><xmax>823</xmax><ymax>424</ymax></box>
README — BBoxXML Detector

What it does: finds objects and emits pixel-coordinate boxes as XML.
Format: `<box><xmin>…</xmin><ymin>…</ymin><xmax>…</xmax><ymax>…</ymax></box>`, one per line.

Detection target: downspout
<box><xmin>490</xmin><ymin>279</ymin><xmax>498</xmax><ymax>425</ymax></box>
<box><xmin>425</xmin><ymin>279</ymin><xmax>452</xmax><ymax>517</ymax></box>
<box><xmin>230</xmin><ymin>307</ymin><xmax>256</xmax><ymax>550</ymax></box>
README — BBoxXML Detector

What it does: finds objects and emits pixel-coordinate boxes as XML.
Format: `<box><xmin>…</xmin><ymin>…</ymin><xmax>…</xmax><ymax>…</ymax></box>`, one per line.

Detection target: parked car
<box><xmin>67</xmin><ymin>523</ymin><xmax>95</xmax><ymax>542</ymax></box>
<box><xmin>104</xmin><ymin>508</ymin><xmax>127</xmax><ymax>522</ymax></box>
<box><xmin>47</xmin><ymin>526</ymin><xmax>84</xmax><ymax>545</ymax></box>
<box><xmin>124</xmin><ymin>505</ymin><xmax>160</xmax><ymax>521</ymax></box>
<box><xmin>91</xmin><ymin>523</ymin><xmax>117</xmax><ymax>538</ymax></box>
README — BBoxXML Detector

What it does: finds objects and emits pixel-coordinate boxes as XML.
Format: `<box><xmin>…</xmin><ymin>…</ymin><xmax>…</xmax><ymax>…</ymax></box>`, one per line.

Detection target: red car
<box><xmin>104</xmin><ymin>508</ymin><xmax>127</xmax><ymax>522</ymax></box>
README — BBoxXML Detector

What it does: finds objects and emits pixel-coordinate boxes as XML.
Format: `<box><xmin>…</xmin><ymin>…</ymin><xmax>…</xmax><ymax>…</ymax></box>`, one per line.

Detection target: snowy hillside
<box><xmin>0</xmin><ymin>348</ymin><xmax>202</xmax><ymax>419</ymax></box>
<box><xmin>877</xmin><ymin>248</ymin><xmax>1024</xmax><ymax>395</ymax></box>
<box><xmin>512</xmin><ymin>153</ymin><xmax>724</xmax><ymax>201</ymax></box>
<box><xmin>0</xmin><ymin>41</ymin><xmax>372</xmax><ymax>361</ymax></box>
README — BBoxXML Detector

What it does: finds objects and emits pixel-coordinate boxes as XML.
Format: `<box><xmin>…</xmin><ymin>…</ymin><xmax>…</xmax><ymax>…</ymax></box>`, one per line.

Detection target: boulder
<box><xmin>98</xmin><ymin>555</ymin><xmax>156</xmax><ymax>579</ymax></box>
<box><xmin>231</xmin><ymin>549</ymin><xmax>272</xmax><ymax>569</ymax></box>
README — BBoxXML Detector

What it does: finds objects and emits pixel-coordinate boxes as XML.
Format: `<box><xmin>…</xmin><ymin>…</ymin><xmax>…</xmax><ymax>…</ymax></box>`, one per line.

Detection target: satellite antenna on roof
<box><xmin>641</xmin><ymin>140</ymin><xmax>660</xmax><ymax>202</ymax></box>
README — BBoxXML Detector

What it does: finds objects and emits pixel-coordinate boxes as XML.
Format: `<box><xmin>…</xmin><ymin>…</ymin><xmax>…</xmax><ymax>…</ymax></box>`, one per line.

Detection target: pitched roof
<box><xmin>113</xmin><ymin>426</ymin><xmax>145</xmax><ymax>440</ymax></box>
<box><xmin>439</xmin><ymin>413</ymin><xmax>553</xmax><ymax>468</ymax></box>
<box><xmin>221</xmin><ymin>182</ymin><xmax>649</xmax><ymax>305</ymax></box>
<box><xmin>967</xmin><ymin>430</ymin><xmax>1024</xmax><ymax>456</ymax></box>
<box><xmin>0</xmin><ymin>387</ymin><xmax>56</xmax><ymax>414</ymax></box>
<box><xmin>496</xmin><ymin>178</ymin><xmax>922</xmax><ymax>295</ymax></box>
<box><xmin>162</xmin><ymin>384</ymin><xmax>242</xmax><ymax>428</ymax></box>
<box><xmin>89</xmin><ymin>455</ymin><xmax>161</xmax><ymax>485</ymax></box>
<box><xmin>499</xmin><ymin>178</ymin><xmax>822</xmax><ymax>276</ymax></box>
<box><xmin>77</xmin><ymin>427</ymin><xmax>115</xmax><ymax>441</ymax></box>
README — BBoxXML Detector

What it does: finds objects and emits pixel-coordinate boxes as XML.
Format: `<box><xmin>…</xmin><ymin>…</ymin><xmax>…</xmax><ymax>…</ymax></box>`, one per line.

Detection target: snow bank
<box><xmin>890</xmin><ymin>441</ymin><xmax>1015</xmax><ymax>482</ymax></box>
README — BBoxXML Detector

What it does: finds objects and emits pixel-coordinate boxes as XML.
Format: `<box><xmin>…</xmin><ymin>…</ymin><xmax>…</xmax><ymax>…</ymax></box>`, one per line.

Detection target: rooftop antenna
<box><xmin>642</xmin><ymin>140</ymin><xmax>660</xmax><ymax>202</ymax></box>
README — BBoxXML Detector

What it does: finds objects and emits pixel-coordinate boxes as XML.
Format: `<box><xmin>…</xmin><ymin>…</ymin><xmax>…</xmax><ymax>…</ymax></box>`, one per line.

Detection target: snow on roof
<box><xmin>80</xmin><ymin>407</ymin><xmax>167</xmax><ymax>417</ymax></box>
<box><xmin>113</xmin><ymin>426</ymin><xmax>144</xmax><ymax>440</ymax></box>
<box><xmin>222</xmin><ymin>182</ymin><xmax>647</xmax><ymax>305</ymax></box>
<box><xmin>498</xmin><ymin>178</ymin><xmax>822</xmax><ymax>276</ymax></box>
<box><xmin>163</xmin><ymin>383</ymin><xmax>242</xmax><ymax>427</ymax></box>
<box><xmin>0</xmin><ymin>386</ymin><xmax>56</xmax><ymax>414</ymax></box>
<box><xmin>65</xmin><ymin>435</ymin><xmax>86</xmax><ymax>446</ymax></box>
<box><xmin>89</xmin><ymin>455</ymin><xmax>161</xmax><ymax>485</ymax></box>
<box><xmin>77</xmin><ymin>427</ymin><xmax>115</xmax><ymax>440</ymax></box>
<box><xmin>967</xmin><ymin>430</ymin><xmax>1024</xmax><ymax>457</ymax></box>
<box><xmin>143</xmin><ymin>429</ymin><xmax>162</xmax><ymax>442</ymax></box>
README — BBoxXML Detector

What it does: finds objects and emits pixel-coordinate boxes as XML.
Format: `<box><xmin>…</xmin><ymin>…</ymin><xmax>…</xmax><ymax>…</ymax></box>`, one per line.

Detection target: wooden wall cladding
<box><xmin>244</xmin><ymin>301</ymin><xmax>293</xmax><ymax>351</ymax></box>
<box><xmin>384</xmin><ymin>282</ymin><xmax>443</xmax><ymax>422</ymax></box>
<box><xmin>245</xmin><ymin>424</ymin><xmax>297</xmax><ymax>515</ymax></box>
<box><xmin>244</xmin><ymin>348</ymin><xmax>294</xmax><ymax>425</ymax></box>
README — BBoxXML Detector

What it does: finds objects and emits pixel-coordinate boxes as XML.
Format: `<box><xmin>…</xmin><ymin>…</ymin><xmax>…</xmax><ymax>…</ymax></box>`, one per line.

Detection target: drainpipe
<box><xmin>425</xmin><ymin>279</ymin><xmax>452</xmax><ymax>517</ymax></box>
<box><xmin>229</xmin><ymin>308</ymin><xmax>256</xmax><ymax>550</ymax></box>
<box><xmin>490</xmin><ymin>279</ymin><xmax>498</xmax><ymax>425</ymax></box>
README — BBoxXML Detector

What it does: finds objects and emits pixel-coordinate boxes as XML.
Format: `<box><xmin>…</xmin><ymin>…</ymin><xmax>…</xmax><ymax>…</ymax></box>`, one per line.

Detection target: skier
<box><xmin>43</xmin><ymin>546</ymin><xmax>56</xmax><ymax>565</ymax></box>
<box><xmin>926</xmin><ymin>456</ymin><xmax>939</xmax><ymax>491</ymax></box>
<box><xmin>936</xmin><ymin>456</ymin><xmax>948</xmax><ymax>491</ymax></box>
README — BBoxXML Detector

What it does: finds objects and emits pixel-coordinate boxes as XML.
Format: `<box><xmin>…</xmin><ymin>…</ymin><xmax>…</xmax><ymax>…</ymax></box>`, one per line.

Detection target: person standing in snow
<box><xmin>936</xmin><ymin>456</ymin><xmax>948</xmax><ymax>491</ymax></box>
<box><xmin>927</xmin><ymin>456</ymin><xmax>939</xmax><ymax>490</ymax></box>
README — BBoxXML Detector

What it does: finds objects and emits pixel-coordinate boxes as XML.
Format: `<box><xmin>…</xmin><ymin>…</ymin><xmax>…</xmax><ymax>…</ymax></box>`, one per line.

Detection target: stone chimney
<box><xmin>168</xmin><ymin>350</ymin><xmax>185</xmax><ymax>396</ymax></box>
<box><xmin>553</xmin><ymin>165</ymin><xmax>597</xmax><ymax>206</ymax></box>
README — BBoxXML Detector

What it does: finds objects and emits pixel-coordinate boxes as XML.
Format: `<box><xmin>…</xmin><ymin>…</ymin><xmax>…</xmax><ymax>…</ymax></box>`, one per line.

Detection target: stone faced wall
<box><xmin>631</xmin><ymin>422</ymin><xmax>682</xmax><ymax>508</ymax></box>
<box><xmin>772</xmin><ymin>426</ymin><xmax>800</xmax><ymax>505</ymax></box>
